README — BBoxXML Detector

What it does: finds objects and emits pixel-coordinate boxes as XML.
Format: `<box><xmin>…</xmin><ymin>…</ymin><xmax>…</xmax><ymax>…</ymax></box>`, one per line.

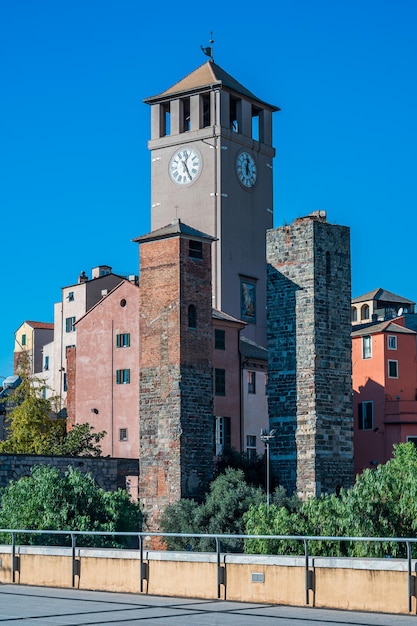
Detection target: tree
<box><xmin>244</xmin><ymin>443</ymin><xmax>417</xmax><ymax>558</ymax></box>
<box><xmin>0</xmin><ymin>355</ymin><xmax>105</xmax><ymax>456</ymax></box>
<box><xmin>214</xmin><ymin>448</ymin><xmax>269</xmax><ymax>489</ymax></box>
<box><xmin>161</xmin><ymin>468</ymin><xmax>267</xmax><ymax>552</ymax></box>
<box><xmin>0</xmin><ymin>465</ymin><xmax>141</xmax><ymax>548</ymax></box>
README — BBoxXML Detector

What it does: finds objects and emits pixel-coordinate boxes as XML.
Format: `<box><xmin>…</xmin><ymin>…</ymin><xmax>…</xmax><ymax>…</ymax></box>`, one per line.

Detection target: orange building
<box><xmin>352</xmin><ymin>317</ymin><xmax>417</xmax><ymax>475</ymax></box>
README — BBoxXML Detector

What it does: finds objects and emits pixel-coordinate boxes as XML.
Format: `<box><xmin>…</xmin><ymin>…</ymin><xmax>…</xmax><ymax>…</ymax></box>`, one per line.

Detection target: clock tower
<box><xmin>144</xmin><ymin>60</ymin><xmax>279</xmax><ymax>347</ymax></box>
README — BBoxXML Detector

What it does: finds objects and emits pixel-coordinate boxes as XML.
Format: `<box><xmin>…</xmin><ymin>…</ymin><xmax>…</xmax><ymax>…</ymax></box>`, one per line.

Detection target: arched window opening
<box><xmin>361</xmin><ymin>304</ymin><xmax>370</xmax><ymax>320</ymax></box>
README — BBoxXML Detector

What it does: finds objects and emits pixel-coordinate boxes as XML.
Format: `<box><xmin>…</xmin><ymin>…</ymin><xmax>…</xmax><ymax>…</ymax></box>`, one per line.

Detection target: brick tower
<box><xmin>135</xmin><ymin>220</ymin><xmax>215</xmax><ymax>531</ymax></box>
<box><xmin>266</xmin><ymin>211</ymin><xmax>353</xmax><ymax>499</ymax></box>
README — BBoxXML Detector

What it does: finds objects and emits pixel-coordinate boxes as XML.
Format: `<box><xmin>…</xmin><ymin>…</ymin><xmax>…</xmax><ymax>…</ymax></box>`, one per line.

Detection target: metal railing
<box><xmin>1</xmin><ymin>529</ymin><xmax>417</xmax><ymax>611</ymax></box>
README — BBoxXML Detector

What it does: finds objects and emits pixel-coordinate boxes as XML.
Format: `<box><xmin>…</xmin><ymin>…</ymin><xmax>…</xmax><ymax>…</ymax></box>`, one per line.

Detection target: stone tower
<box><xmin>144</xmin><ymin>60</ymin><xmax>279</xmax><ymax>348</ymax></box>
<box><xmin>135</xmin><ymin>220</ymin><xmax>215</xmax><ymax>531</ymax></box>
<box><xmin>266</xmin><ymin>212</ymin><xmax>353</xmax><ymax>499</ymax></box>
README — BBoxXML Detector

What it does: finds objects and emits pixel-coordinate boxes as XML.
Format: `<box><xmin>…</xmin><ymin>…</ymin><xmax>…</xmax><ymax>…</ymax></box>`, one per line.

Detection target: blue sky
<box><xmin>1</xmin><ymin>0</ymin><xmax>416</xmax><ymax>377</ymax></box>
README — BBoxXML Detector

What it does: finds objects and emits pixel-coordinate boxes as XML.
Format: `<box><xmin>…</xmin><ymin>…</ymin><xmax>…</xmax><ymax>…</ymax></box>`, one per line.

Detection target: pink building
<box><xmin>70</xmin><ymin>280</ymin><xmax>140</xmax><ymax>459</ymax></box>
<box><xmin>68</xmin><ymin>233</ymin><xmax>269</xmax><ymax>469</ymax></box>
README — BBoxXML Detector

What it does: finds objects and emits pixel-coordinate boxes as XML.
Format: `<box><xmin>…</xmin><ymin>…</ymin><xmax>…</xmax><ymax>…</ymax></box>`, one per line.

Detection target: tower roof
<box><xmin>144</xmin><ymin>61</ymin><xmax>279</xmax><ymax>112</ymax></box>
<box><xmin>133</xmin><ymin>219</ymin><xmax>217</xmax><ymax>244</ymax></box>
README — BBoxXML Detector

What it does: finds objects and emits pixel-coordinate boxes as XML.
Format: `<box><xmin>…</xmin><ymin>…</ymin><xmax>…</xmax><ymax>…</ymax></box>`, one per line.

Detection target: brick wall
<box><xmin>139</xmin><ymin>231</ymin><xmax>214</xmax><ymax>532</ymax></box>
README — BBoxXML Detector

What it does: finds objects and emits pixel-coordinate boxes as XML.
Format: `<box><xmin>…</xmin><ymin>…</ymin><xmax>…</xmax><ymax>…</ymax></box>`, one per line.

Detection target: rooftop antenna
<box><xmin>201</xmin><ymin>32</ymin><xmax>214</xmax><ymax>62</ymax></box>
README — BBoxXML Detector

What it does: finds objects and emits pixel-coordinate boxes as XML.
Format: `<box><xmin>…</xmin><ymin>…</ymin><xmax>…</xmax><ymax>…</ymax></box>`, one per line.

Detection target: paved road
<box><xmin>0</xmin><ymin>585</ymin><xmax>415</xmax><ymax>625</ymax></box>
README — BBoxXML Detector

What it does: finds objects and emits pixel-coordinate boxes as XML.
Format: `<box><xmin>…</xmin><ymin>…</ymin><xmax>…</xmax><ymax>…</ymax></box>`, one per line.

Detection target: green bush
<box><xmin>0</xmin><ymin>465</ymin><xmax>141</xmax><ymax>548</ymax></box>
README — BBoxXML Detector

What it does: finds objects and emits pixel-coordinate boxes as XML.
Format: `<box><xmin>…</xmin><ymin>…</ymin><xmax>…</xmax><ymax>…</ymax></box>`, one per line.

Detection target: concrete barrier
<box><xmin>0</xmin><ymin>545</ymin><xmax>415</xmax><ymax>614</ymax></box>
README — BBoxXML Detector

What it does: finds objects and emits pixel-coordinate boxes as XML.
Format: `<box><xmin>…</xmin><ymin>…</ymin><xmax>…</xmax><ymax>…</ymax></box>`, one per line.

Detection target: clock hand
<box><xmin>183</xmin><ymin>161</ymin><xmax>192</xmax><ymax>180</ymax></box>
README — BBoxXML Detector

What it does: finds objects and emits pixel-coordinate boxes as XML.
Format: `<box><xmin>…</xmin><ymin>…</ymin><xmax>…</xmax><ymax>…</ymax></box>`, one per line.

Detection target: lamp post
<box><xmin>260</xmin><ymin>428</ymin><xmax>276</xmax><ymax>506</ymax></box>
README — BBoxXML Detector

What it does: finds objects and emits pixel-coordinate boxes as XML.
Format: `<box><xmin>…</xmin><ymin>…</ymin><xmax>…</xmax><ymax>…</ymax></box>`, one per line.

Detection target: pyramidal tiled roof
<box><xmin>144</xmin><ymin>61</ymin><xmax>279</xmax><ymax>111</ymax></box>
<box><xmin>352</xmin><ymin>288</ymin><xmax>415</xmax><ymax>305</ymax></box>
<box><xmin>133</xmin><ymin>219</ymin><xmax>217</xmax><ymax>244</ymax></box>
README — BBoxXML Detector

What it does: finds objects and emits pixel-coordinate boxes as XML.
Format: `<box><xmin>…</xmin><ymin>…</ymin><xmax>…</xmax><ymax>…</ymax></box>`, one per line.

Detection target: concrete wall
<box><xmin>0</xmin><ymin>547</ymin><xmax>415</xmax><ymax>615</ymax></box>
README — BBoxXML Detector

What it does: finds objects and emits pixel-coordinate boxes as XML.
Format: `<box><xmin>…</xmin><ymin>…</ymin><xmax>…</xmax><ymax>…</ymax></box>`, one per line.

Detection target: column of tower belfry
<box><xmin>137</xmin><ymin>57</ymin><xmax>354</xmax><ymax>530</ymax></box>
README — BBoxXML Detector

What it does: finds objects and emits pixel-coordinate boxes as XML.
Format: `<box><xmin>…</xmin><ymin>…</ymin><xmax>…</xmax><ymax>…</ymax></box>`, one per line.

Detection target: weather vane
<box><xmin>200</xmin><ymin>32</ymin><xmax>214</xmax><ymax>62</ymax></box>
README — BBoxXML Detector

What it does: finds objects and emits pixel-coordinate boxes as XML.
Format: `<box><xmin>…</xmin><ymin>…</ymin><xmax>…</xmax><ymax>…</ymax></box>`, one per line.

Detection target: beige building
<box><xmin>14</xmin><ymin>320</ymin><xmax>54</xmax><ymax>377</ymax></box>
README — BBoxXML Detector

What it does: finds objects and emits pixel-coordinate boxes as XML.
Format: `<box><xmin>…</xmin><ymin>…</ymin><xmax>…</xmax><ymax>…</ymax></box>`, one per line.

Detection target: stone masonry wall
<box><xmin>0</xmin><ymin>454</ymin><xmax>138</xmax><ymax>492</ymax></box>
<box><xmin>266</xmin><ymin>213</ymin><xmax>353</xmax><ymax>498</ymax></box>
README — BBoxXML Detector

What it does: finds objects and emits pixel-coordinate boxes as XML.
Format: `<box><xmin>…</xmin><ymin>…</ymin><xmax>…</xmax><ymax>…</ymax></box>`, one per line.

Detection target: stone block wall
<box><xmin>266</xmin><ymin>212</ymin><xmax>354</xmax><ymax>498</ymax></box>
<box><xmin>0</xmin><ymin>454</ymin><xmax>138</xmax><ymax>493</ymax></box>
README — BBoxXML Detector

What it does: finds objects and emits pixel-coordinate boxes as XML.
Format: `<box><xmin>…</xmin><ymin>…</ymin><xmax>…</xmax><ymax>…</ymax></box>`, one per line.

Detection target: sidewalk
<box><xmin>0</xmin><ymin>584</ymin><xmax>415</xmax><ymax>625</ymax></box>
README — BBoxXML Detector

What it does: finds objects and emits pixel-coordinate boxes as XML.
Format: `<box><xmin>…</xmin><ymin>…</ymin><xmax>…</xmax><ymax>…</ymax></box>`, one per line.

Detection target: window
<box><xmin>189</xmin><ymin>240</ymin><xmax>203</xmax><ymax>259</ymax></box>
<box><xmin>44</xmin><ymin>356</ymin><xmax>49</xmax><ymax>371</ymax></box>
<box><xmin>188</xmin><ymin>304</ymin><xmax>197</xmax><ymax>329</ymax></box>
<box><xmin>67</xmin><ymin>291</ymin><xmax>74</xmax><ymax>301</ymax></box>
<box><xmin>215</xmin><ymin>416</ymin><xmax>231</xmax><ymax>455</ymax></box>
<box><xmin>215</xmin><ymin>368</ymin><xmax>225</xmax><ymax>396</ymax></box>
<box><xmin>119</xmin><ymin>428</ymin><xmax>128</xmax><ymax>441</ymax></box>
<box><xmin>230</xmin><ymin>96</ymin><xmax>240</xmax><ymax>133</ymax></box>
<box><xmin>63</xmin><ymin>373</ymin><xmax>67</xmax><ymax>392</ymax></box>
<box><xmin>351</xmin><ymin>307</ymin><xmax>358</xmax><ymax>322</ymax></box>
<box><xmin>116</xmin><ymin>333</ymin><xmax>131</xmax><ymax>348</ymax></box>
<box><xmin>407</xmin><ymin>436</ymin><xmax>417</xmax><ymax>447</ymax></box>
<box><xmin>247</xmin><ymin>371</ymin><xmax>256</xmax><ymax>394</ymax></box>
<box><xmin>361</xmin><ymin>304</ymin><xmax>370</xmax><ymax>320</ymax></box>
<box><xmin>162</xmin><ymin>102</ymin><xmax>170</xmax><ymax>136</ymax></box>
<box><xmin>358</xmin><ymin>401</ymin><xmax>373</xmax><ymax>430</ymax></box>
<box><xmin>215</xmin><ymin>329</ymin><xmax>225</xmax><ymax>350</ymax></box>
<box><xmin>116</xmin><ymin>369</ymin><xmax>130</xmax><ymax>384</ymax></box>
<box><xmin>251</xmin><ymin>105</ymin><xmax>260</xmax><ymax>141</ymax></box>
<box><xmin>201</xmin><ymin>93</ymin><xmax>210</xmax><ymax>128</ymax></box>
<box><xmin>388</xmin><ymin>335</ymin><xmax>397</xmax><ymax>350</ymax></box>
<box><xmin>181</xmin><ymin>97</ymin><xmax>190</xmax><ymax>132</ymax></box>
<box><xmin>362</xmin><ymin>335</ymin><xmax>372</xmax><ymax>359</ymax></box>
<box><xmin>41</xmin><ymin>386</ymin><xmax>47</xmax><ymax>399</ymax></box>
<box><xmin>388</xmin><ymin>360</ymin><xmax>398</xmax><ymax>378</ymax></box>
<box><xmin>241</xmin><ymin>279</ymin><xmax>256</xmax><ymax>323</ymax></box>
<box><xmin>65</xmin><ymin>316</ymin><xmax>76</xmax><ymax>333</ymax></box>
<box><xmin>21</xmin><ymin>334</ymin><xmax>26</xmax><ymax>347</ymax></box>
<box><xmin>246</xmin><ymin>435</ymin><xmax>257</xmax><ymax>459</ymax></box>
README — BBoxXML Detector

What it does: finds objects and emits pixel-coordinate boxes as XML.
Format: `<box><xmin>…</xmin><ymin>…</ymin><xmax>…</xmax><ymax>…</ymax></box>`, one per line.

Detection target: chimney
<box><xmin>78</xmin><ymin>271</ymin><xmax>88</xmax><ymax>284</ymax></box>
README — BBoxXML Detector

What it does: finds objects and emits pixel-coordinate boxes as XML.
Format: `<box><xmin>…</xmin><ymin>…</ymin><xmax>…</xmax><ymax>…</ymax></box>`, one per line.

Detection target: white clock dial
<box><xmin>169</xmin><ymin>148</ymin><xmax>201</xmax><ymax>185</ymax></box>
<box><xmin>236</xmin><ymin>151</ymin><xmax>257</xmax><ymax>188</ymax></box>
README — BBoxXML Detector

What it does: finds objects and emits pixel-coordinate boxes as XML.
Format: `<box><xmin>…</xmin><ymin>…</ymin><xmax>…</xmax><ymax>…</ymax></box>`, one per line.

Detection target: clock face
<box><xmin>169</xmin><ymin>148</ymin><xmax>201</xmax><ymax>185</ymax></box>
<box><xmin>236</xmin><ymin>151</ymin><xmax>257</xmax><ymax>188</ymax></box>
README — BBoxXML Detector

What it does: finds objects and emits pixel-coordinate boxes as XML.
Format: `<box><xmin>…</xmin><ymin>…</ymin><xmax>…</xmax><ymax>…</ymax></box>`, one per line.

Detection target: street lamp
<box><xmin>260</xmin><ymin>428</ymin><xmax>276</xmax><ymax>507</ymax></box>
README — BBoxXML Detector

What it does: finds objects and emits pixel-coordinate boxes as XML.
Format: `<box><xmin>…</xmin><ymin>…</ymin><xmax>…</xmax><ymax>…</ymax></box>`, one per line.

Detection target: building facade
<box><xmin>68</xmin><ymin>280</ymin><xmax>140</xmax><ymax>459</ymax></box>
<box><xmin>352</xmin><ymin>302</ymin><xmax>417</xmax><ymax>474</ymax></box>
<box><xmin>14</xmin><ymin>321</ymin><xmax>54</xmax><ymax>376</ymax></box>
